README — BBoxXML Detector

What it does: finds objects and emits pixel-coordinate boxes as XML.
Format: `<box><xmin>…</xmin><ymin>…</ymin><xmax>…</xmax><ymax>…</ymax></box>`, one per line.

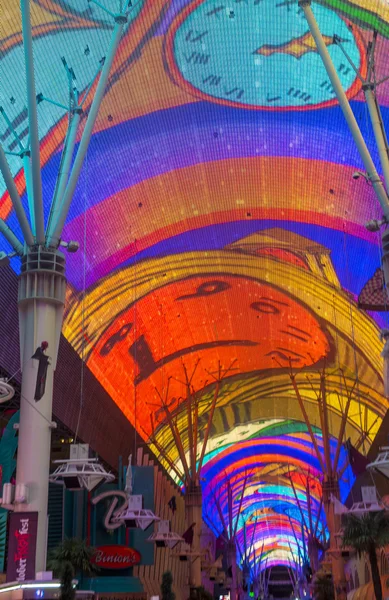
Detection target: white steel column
<box><xmin>16</xmin><ymin>249</ymin><xmax>66</xmax><ymax>572</ymax></box>
<box><xmin>0</xmin><ymin>0</ymin><xmax>131</xmax><ymax>575</ymax></box>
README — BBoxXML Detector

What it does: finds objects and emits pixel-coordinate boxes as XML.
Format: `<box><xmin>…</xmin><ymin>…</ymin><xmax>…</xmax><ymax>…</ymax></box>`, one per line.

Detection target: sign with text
<box><xmin>92</xmin><ymin>545</ymin><xmax>141</xmax><ymax>569</ymax></box>
<box><xmin>6</xmin><ymin>512</ymin><xmax>38</xmax><ymax>582</ymax></box>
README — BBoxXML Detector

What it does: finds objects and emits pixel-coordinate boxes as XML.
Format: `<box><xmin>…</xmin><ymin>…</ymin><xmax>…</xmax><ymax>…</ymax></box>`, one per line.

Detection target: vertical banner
<box><xmin>6</xmin><ymin>512</ymin><xmax>38</xmax><ymax>582</ymax></box>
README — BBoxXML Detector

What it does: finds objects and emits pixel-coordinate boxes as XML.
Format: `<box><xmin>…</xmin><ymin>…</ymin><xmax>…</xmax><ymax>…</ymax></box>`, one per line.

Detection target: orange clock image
<box><xmin>87</xmin><ymin>273</ymin><xmax>329</xmax><ymax>433</ymax></box>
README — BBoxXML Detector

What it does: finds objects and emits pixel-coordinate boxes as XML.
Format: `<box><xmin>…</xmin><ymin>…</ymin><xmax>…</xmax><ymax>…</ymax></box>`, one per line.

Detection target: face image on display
<box><xmin>2</xmin><ymin>0</ymin><xmax>389</xmax><ymax>575</ymax></box>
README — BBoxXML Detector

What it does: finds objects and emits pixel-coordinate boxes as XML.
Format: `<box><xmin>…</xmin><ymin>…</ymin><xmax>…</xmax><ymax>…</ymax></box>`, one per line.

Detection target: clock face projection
<box><xmin>164</xmin><ymin>0</ymin><xmax>365</xmax><ymax>110</ymax></box>
<box><xmin>86</xmin><ymin>274</ymin><xmax>330</xmax><ymax>432</ymax></box>
<box><xmin>0</xmin><ymin>0</ymin><xmax>157</xmax><ymax>217</ymax></box>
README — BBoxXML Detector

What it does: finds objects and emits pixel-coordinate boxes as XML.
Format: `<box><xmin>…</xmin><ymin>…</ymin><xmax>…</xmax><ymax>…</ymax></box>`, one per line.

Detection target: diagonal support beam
<box><xmin>290</xmin><ymin>373</ymin><xmax>326</xmax><ymax>473</ymax></box>
<box><xmin>0</xmin><ymin>144</ymin><xmax>33</xmax><ymax>246</ymax></box>
<box><xmin>46</xmin><ymin>110</ymin><xmax>82</xmax><ymax>240</ymax></box>
<box><xmin>20</xmin><ymin>0</ymin><xmax>45</xmax><ymax>244</ymax></box>
<box><xmin>333</xmin><ymin>375</ymin><xmax>357</xmax><ymax>474</ymax></box>
<box><xmin>299</xmin><ymin>0</ymin><xmax>389</xmax><ymax>221</ymax></box>
<box><xmin>0</xmin><ymin>219</ymin><xmax>24</xmax><ymax>255</ymax></box>
<box><xmin>197</xmin><ymin>380</ymin><xmax>220</xmax><ymax>472</ymax></box>
<box><xmin>47</xmin><ymin>1</ymin><xmax>131</xmax><ymax>247</ymax></box>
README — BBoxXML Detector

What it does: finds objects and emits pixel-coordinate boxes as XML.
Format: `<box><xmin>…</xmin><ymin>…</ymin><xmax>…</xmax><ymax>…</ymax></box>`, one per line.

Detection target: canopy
<box><xmin>2</xmin><ymin>0</ymin><xmax>389</xmax><ymax>572</ymax></box>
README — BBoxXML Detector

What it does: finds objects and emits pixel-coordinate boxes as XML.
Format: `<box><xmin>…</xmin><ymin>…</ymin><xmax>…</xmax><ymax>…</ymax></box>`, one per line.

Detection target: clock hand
<box><xmin>255</xmin><ymin>31</ymin><xmax>338</xmax><ymax>59</ymax></box>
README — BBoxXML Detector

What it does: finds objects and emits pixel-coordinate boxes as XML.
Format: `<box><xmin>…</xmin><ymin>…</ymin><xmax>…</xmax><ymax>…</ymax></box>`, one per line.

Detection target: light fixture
<box><xmin>113</xmin><ymin>494</ymin><xmax>159</xmax><ymax>531</ymax></box>
<box><xmin>367</xmin><ymin>447</ymin><xmax>389</xmax><ymax>480</ymax></box>
<box><xmin>50</xmin><ymin>444</ymin><xmax>115</xmax><ymax>491</ymax></box>
<box><xmin>0</xmin><ymin>583</ymin><xmax>62</xmax><ymax>594</ymax></box>
<box><xmin>346</xmin><ymin>485</ymin><xmax>384</xmax><ymax>514</ymax></box>
<box><xmin>147</xmin><ymin>520</ymin><xmax>184</xmax><ymax>548</ymax></box>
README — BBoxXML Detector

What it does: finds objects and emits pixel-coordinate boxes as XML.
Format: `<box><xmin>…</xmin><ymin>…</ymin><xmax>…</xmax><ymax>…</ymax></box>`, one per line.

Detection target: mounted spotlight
<box><xmin>346</xmin><ymin>486</ymin><xmax>383</xmax><ymax>514</ymax></box>
<box><xmin>147</xmin><ymin>520</ymin><xmax>184</xmax><ymax>548</ymax></box>
<box><xmin>50</xmin><ymin>444</ymin><xmax>115</xmax><ymax>491</ymax></box>
<box><xmin>352</xmin><ymin>171</ymin><xmax>370</xmax><ymax>183</ymax></box>
<box><xmin>113</xmin><ymin>494</ymin><xmax>160</xmax><ymax>531</ymax></box>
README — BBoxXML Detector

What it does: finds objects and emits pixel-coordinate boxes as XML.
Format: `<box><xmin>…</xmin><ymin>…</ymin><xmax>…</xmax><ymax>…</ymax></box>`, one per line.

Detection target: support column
<box><xmin>227</xmin><ymin>540</ymin><xmax>238</xmax><ymax>600</ymax></box>
<box><xmin>307</xmin><ymin>536</ymin><xmax>319</xmax><ymax>574</ymax></box>
<box><xmin>322</xmin><ymin>477</ymin><xmax>347</xmax><ymax>600</ymax></box>
<box><xmin>185</xmin><ymin>483</ymin><xmax>203</xmax><ymax>597</ymax></box>
<box><xmin>16</xmin><ymin>248</ymin><xmax>66</xmax><ymax>573</ymax></box>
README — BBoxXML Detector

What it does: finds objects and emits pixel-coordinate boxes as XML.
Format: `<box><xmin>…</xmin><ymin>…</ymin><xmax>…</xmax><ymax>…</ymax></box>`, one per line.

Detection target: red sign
<box><xmin>6</xmin><ymin>512</ymin><xmax>38</xmax><ymax>582</ymax></box>
<box><xmin>93</xmin><ymin>545</ymin><xmax>141</xmax><ymax>569</ymax></box>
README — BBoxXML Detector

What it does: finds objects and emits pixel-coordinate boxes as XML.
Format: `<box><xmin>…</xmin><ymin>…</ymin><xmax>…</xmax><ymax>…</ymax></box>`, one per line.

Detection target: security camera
<box><xmin>352</xmin><ymin>172</ymin><xmax>361</xmax><ymax>180</ymax></box>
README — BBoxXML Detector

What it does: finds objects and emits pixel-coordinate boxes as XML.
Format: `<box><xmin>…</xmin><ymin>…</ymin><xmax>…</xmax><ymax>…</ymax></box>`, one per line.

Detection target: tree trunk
<box><xmin>369</xmin><ymin>546</ymin><xmax>383</xmax><ymax>600</ymax></box>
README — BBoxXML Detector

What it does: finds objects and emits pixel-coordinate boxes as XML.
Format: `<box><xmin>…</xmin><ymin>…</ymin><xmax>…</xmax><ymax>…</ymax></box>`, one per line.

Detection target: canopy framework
<box><xmin>0</xmin><ymin>0</ymin><xmax>132</xmax><ymax>574</ymax></box>
<box><xmin>2</xmin><ymin>0</ymin><xmax>389</xmax><ymax>587</ymax></box>
<box><xmin>204</xmin><ymin>470</ymin><xmax>253</xmax><ymax>600</ymax></box>
<box><xmin>289</xmin><ymin>364</ymin><xmax>361</xmax><ymax>599</ymax></box>
<box><xmin>299</xmin><ymin>0</ymin><xmax>389</xmax><ymax>306</ymax></box>
<box><xmin>147</xmin><ymin>360</ymin><xmax>236</xmax><ymax>593</ymax></box>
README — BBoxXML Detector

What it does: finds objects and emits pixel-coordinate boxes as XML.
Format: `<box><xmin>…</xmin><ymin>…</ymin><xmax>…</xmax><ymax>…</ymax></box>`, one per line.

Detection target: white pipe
<box><xmin>0</xmin><ymin>144</ymin><xmax>34</xmax><ymax>245</ymax></box>
<box><xmin>364</xmin><ymin>87</ymin><xmax>389</xmax><ymax>194</ymax></box>
<box><xmin>46</xmin><ymin>110</ymin><xmax>81</xmax><ymax>242</ymax></box>
<box><xmin>16</xmin><ymin>298</ymin><xmax>63</xmax><ymax>572</ymax></box>
<box><xmin>300</xmin><ymin>0</ymin><xmax>389</xmax><ymax>221</ymax></box>
<box><xmin>22</xmin><ymin>153</ymin><xmax>35</xmax><ymax>236</ymax></box>
<box><xmin>48</xmin><ymin>11</ymin><xmax>129</xmax><ymax>247</ymax></box>
<box><xmin>0</xmin><ymin>218</ymin><xmax>24</xmax><ymax>255</ymax></box>
<box><xmin>20</xmin><ymin>0</ymin><xmax>45</xmax><ymax>244</ymax></box>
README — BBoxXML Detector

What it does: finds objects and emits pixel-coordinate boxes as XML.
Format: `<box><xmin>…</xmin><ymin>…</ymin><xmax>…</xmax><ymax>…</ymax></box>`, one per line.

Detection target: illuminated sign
<box><xmin>92</xmin><ymin>545</ymin><xmax>141</xmax><ymax>570</ymax></box>
<box><xmin>91</xmin><ymin>490</ymin><xmax>128</xmax><ymax>530</ymax></box>
<box><xmin>6</xmin><ymin>512</ymin><xmax>38</xmax><ymax>582</ymax></box>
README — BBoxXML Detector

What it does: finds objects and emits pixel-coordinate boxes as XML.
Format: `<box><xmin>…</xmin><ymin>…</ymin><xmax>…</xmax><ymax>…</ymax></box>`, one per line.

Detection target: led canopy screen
<box><xmin>2</xmin><ymin>0</ymin><xmax>389</xmax><ymax>573</ymax></box>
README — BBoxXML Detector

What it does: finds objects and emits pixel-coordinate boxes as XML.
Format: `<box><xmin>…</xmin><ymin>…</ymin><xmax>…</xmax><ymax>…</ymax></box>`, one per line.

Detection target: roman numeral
<box><xmin>338</xmin><ymin>63</ymin><xmax>351</xmax><ymax>76</ymax></box>
<box><xmin>320</xmin><ymin>80</ymin><xmax>335</xmax><ymax>94</ymax></box>
<box><xmin>266</xmin><ymin>94</ymin><xmax>281</xmax><ymax>103</ymax></box>
<box><xmin>186</xmin><ymin>52</ymin><xmax>210</xmax><ymax>65</ymax></box>
<box><xmin>203</xmin><ymin>74</ymin><xmax>222</xmax><ymax>86</ymax></box>
<box><xmin>185</xmin><ymin>29</ymin><xmax>209</xmax><ymax>43</ymax></box>
<box><xmin>206</xmin><ymin>5</ymin><xmax>225</xmax><ymax>17</ymax></box>
<box><xmin>275</xmin><ymin>0</ymin><xmax>295</xmax><ymax>10</ymax></box>
<box><xmin>287</xmin><ymin>87</ymin><xmax>312</xmax><ymax>102</ymax></box>
<box><xmin>225</xmin><ymin>87</ymin><xmax>244</xmax><ymax>99</ymax></box>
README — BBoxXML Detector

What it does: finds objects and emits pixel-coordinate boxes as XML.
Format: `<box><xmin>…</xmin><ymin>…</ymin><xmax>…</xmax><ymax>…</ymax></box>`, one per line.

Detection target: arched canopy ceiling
<box><xmin>2</xmin><ymin>0</ymin><xmax>389</xmax><ymax>572</ymax></box>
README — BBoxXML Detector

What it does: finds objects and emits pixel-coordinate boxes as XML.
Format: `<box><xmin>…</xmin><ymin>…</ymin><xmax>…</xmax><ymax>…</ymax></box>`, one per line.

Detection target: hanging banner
<box><xmin>6</xmin><ymin>512</ymin><xmax>38</xmax><ymax>582</ymax></box>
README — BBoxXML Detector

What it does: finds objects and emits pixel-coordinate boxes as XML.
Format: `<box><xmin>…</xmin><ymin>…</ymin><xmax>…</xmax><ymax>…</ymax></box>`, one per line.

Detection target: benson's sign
<box><xmin>93</xmin><ymin>545</ymin><xmax>141</xmax><ymax>569</ymax></box>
